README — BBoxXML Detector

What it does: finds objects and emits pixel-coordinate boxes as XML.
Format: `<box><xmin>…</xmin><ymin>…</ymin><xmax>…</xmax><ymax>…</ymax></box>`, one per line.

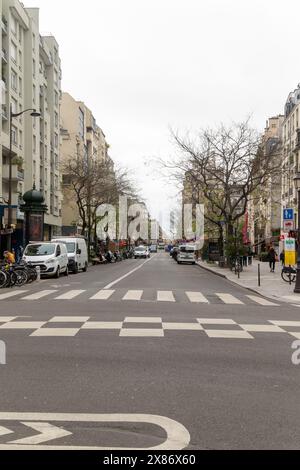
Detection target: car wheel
<box><xmin>73</xmin><ymin>263</ymin><xmax>79</xmax><ymax>274</ymax></box>
<box><xmin>64</xmin><ymin>266</ymin><xmax>69</xmax><ymax>276</ymax></box>
<box><xmin>83</xmin><ymin>262</ymin><xmax>88</xmax><ymax>272</ymax></box>
<box><xmin>55</xmin><ymin>266</ymin><xmax>60</xmax><ymax>278</ymax></box>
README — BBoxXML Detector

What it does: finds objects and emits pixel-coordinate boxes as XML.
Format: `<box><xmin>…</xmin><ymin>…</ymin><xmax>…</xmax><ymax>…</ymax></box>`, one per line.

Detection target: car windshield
<box><xmin>24</xmin><ymin>244</ymin><xmax>56</xmax><ymax>256</ymax></box>
<box><xmin>135</xmin><ymin>247</ymin><xmax>146</xmax><ymax>252</ymax></box>
<box><xmin>55</xmin><ymin>241</ymin><xmax>75</xmax><ymax>253</ymax></box>
<box><xmin>180</xmin><ymin>246</ymin><xmax>195</xmax><ymax>253</ymax></box>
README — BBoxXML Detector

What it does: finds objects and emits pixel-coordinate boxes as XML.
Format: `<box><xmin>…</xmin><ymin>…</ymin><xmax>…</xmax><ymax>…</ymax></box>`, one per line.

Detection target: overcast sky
<box><xmin>27</xmin><ymin>0</ymin><xmax>300</xmax><ymax>228</ymax></box>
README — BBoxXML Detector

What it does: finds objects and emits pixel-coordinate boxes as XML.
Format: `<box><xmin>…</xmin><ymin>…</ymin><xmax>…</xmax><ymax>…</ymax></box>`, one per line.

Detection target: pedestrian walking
<box><xmin>280</xmin><ymin>250</ymin><xmax>285</xmax><ymax>266</ymax></box>
<box><xmin>268</xmin><ymin>246</ymin><xmax>276</xmax><ymax>273</ymax></box>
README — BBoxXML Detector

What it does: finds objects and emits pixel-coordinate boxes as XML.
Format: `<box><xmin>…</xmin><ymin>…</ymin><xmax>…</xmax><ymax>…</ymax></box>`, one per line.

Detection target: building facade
<box><xmin>60</xmin><ymin>92</ymin><xmax>110</xmax><ymax>235</ymax></box>
<box><xmin>0</xmin><ymin>0</ymin><xmax>62</xmax><ymax>253</ymax></box>
<box><xmin>248</xmin><ymin>115</ymin><xmax>284</xmax><ymax>252</ymax></box>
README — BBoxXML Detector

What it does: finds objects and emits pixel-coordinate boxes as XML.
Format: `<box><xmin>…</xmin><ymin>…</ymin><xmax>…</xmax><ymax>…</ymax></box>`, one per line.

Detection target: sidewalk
<box><xmin>196</xmin><ymin>259</ymin><xmax>300</xmax><ymax>305</ymax></box>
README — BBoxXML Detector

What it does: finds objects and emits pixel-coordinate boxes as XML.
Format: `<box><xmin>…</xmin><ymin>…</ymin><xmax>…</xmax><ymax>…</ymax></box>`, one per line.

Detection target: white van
<box><xmin>23</xmin><ymin>242</ymin><xmax>69</xmax><ymax>278</ymax></box>
<box><xmin>51</xmin><ymin>237</ymin><xmax>88</xmax><ymax>274</ymax></box>
<box><xmin>177</xmin><ymin>245</ymin><xmax>196</xmax><ymax>265</ymax></box>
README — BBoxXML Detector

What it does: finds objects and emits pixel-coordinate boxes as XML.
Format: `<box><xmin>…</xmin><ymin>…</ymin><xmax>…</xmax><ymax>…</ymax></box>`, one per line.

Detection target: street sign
<box><xmin>283</xmin><ymin>208</ymin><xmax>294</xmax><ymax>220</ymax></box>
<box><xmin>283</xmin><ymin>220</ymin><xmax>295</xmax><ymax>231</ymax></box>
<box><xmin>285</xmin><ymin>238</ymin><xmax>296</xmax><ymax>252</ymax></box>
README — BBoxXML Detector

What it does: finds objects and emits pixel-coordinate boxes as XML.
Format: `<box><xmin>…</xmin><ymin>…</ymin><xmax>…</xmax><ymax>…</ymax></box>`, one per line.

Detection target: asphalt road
<box><xmin>0</xmin><ymin>252</ymin><xmax>300</xmax><ymax>450</ymax></box>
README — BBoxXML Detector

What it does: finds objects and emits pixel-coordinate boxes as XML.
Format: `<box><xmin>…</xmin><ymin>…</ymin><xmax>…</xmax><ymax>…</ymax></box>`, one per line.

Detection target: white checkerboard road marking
<box><xmin>157</xmin><ymin>291</ymin><xmax>175</xmax><ymax>302</ymax></box>
<box><xmin>0</xmin><ymin>291</ymin><xmax>28</xmax><ymax>300</ymax></box>
<box><xmin>204</xmin><ymin>330</ymin><xmax>254</xmax><ymax>339</ymax></box>
<box><xmin>163</xmin><ymin>323</ymin><xmax>203</xmax><ymax>331</ymax></box>
<box><xmin>120</xmin><ymin>329</ymin><xmax>164</xmax><ymax>337</ymax></box>
<box><xmin>124</xmin><ymin>317</ymin><xmax>162</xmax><ymax>323</ymax></box>
<box><xmin>240</xmin><ymin>324</ymin><xmax>285</xmax><ymax>333</ymax></box>
<box><xmin>30</xmin><ymin>328</ymin><xmax>80</xmax><ymax>337</ymax></box>
<box><xmin>0</xmin><ymin>322</ymin><xmax>46</xmax><ymax>329</ymax></box>
<box><xmin>269</xmin><ymin>320</ymin><xmax>300</xmax><ymax>327</ymax></box>
<box><xmin>81</xmin><ymin>322</ymin><xmax>123</xmax><ymax>330</ymax></box>
<box><xmin>22</xmin><ymin>290</ymin><xmax>58</xmax><ymax>300</ymax></box>
<box><xmin>216</xmin><ymin>293</ymin><xmax>244</xmax><ymax>305</ymax></box>
<box><xmin>123</xmin><ymin>290</ymin><xmax>143</xmax><ymax>301</ymax></box>
<box><xmin>197</xmin><ymin>318</ymin><xmax>237</xmax><ymax>325</ymax></box>
<box><xmin>49</xmin><ymin>317</ymin><xmax>90</xmax><ymax>323</ymax></box>
<box><xmin>54</xmin><ymin>290</ymin><xmax>86</xmax><ymax>300</ymax></box>
<box><xmin>89</xmin><ymin>290</ymin><xmax>115</xmax><ymax>300</ymax></box>
<box><xmin>247</xmin><ymin>295</ymin><xmax>279</xmax><ymax>307</ymax></box>
<box><xmin>185</xmin><ymin>292</ymin><xmax>209</xmax><ymax>303</ymax></box>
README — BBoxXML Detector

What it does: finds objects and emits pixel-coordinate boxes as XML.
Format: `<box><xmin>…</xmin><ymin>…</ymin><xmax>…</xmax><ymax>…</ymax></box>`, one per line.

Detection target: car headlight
<box><xmin>46</xmin><ymin>259</ymin><xmax>56</xmax><ymax>265</ymax></box>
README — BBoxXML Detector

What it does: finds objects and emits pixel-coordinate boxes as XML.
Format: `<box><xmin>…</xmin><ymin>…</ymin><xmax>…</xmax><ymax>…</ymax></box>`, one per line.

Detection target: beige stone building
<box><xmin>60</xmin><ymin>92</ymin><xmax>110</xmax><ymax>235</ymax></box>
<box><xmin>248</xmin><ymin>115</ymin><xmax>284</xmax><ymax>252</ymax></box>
<box><xmin>0</xmin><ymin>0</ymin><xmax>62</xmax><ymax>251</ymax></box>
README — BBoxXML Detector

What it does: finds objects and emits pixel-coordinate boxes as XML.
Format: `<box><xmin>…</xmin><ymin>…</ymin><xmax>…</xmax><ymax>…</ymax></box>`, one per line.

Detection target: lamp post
<box><xmin>7</xmin><ymin>106</ymin><xmax>41</xmax><ymax>251</ymax></box>
<box><xmin>293</xmin><ymin>173</ymin><xmax>300</xmax><ymax>293</ymax></box>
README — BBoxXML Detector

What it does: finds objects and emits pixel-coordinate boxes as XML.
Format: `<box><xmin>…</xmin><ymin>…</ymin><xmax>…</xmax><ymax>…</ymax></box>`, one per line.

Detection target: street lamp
<box><xmin>7</xmin><ymin>106</ymin><xmax>41</xmax><ymax>251</ymax></box>
<box><xmin>293</xmin><ymin>172</ymin><xmax>300</xmax><ymax>293</ymax></box>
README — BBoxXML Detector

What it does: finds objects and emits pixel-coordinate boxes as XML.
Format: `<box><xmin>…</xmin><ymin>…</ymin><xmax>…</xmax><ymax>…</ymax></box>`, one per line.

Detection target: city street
<box><xmin>0</xmin><ymin>251</ymin><xmax>300</xmax><ymax>450</ymax></box>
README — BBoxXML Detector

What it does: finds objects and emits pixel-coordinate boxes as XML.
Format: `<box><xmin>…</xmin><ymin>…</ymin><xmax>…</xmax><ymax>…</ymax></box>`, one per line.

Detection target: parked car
<box><xmin>177</xmin><ymin>245</ymin><xmax>196</xmax><ymax>265</ymax></box>
<box><xmin>150</xmin><ymin>244</ymin><xmax>158</xmax><ymax>253</ymax></box>
<box><xmin>23</xmin><ymin>242</ymin><xmax>69</xmax><ymax>278</ymax></box>
<box><xmin>51</xmin><ymin>237</ymin><xmax>88</xmax><ymax>274</ymax></box>
<box><xmin>134</xmin><ymin>246</ymin><xmax>150</xmax><ymax>259</ymax></box>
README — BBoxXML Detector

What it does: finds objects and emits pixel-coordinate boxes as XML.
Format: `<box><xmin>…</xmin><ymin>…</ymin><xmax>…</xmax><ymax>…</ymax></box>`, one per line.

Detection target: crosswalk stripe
<box><xmin>123</xmin><ymin>290</ymin><xmax>143</xmax><ymax>301</ymax></box>
<box><xmin>157</xmin><ymin>291</ymin><xmax>175</xmax><ymax>302</ymax></box>
<box><xmin>0</xmin><ymin>291</ymin><xmax>28</xmax><ymax>300</ymax></box>
<box><xmin>89</xmin><ymin>290</ymin><xmax>115</xmax><ymax>300</ymax></box>
<box><xmin>185</xmin><ymin>292</ymin><xmax>209</xmax><ymax>303</ymax></box>
<box><xmin>22</xmin><ymin>290</ymin><xmax>58</xmax><ymax>300</ymax></box>
<box><xmin>54</xmin><ymin>290</ymin><xmax>86</xmax><ymax>300</ymax></box>
<box><xmin>216</xmin><ymin>293</ymin><xmax>244</xmax><ymax>305</ymax></box>
<box><xmin>246</xmin><ymin>295</ymin><xmax>279</xmax><ymax>306</ymax></box>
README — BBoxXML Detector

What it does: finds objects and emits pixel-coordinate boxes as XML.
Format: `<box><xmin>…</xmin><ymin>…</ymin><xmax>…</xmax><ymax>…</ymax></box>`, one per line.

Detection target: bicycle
<box><xmin>281</xmin><ymin>265</ymin><xmax>296</xmax><ymax>283</ymax></box>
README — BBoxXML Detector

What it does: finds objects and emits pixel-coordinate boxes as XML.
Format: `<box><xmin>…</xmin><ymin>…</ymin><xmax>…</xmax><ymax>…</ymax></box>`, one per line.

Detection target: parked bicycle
<box><xmin>281</xmin><ymin>265</ymin><xmax>296</xmax><ymax>283</ymax></box>
<box><xmin>0</xmin><ymin>261</ymin><xmax>38</xmax><ymax>288</ymax></box>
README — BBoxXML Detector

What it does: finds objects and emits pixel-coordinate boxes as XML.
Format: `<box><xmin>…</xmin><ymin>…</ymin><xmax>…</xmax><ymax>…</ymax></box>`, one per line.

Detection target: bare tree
<box><xmin>165</xmin><ymin>120</ymin><xmax>282</xmax><ymax>250</ymax></box>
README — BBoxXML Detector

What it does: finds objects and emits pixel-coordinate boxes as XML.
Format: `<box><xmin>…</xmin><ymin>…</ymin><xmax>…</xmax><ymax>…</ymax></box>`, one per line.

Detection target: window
<box><xmin>54</xmin><ymin>91</ymin><xmax>58</xmax><ymax>107</ymax></box>
<box><xmin>33</xmin><ymin>84</ymin><xmax>36</xmax><ymax>104</ymax></box>
<box><xmin>19</xmin><ymin>77</ymin><xmax>22</xmax><ymax>97</ymax></box>
<box><xmin>18</xmin><ymin>50</ymin><xmax>22</xmax><ymax>69</ymax></box>
<box><xmin>11</xmin><ymin>42</ymin><xmax>17</xmax><ymax>63</ymax></box>
<box><xmin>19</xmin><ymin>130</ymin><xmax>23</xmax><ymax>149</ymax></box>
<box><xmin>11</xmin><ymin>16</ymin><xmax>17</xmax><ymax>36</ymax></box>
<box><xmin>11</xmin><ymin>98</ymin><xmax>17</xmax><ymax>114</ymax></box>
<box><xmin>33</xmin><ymin>135</ymin><xmax>37</xmax><ymax>154</ymax></box>
<box><xmin>33</xmin><ymin>59</ymin><xmax>36</xmax><ymax>77</ymax></box>
<box><xmin>32</xmin><ymin>33</ymin><xmax>36</xmax><ymax>51</ymax></box>
<box><xmin>79</xmin><ymin>108</ymin><xmax>84</xmax><ymax>140</ymax></box>
<box><xmin>54</xmin><ymin>133</ymin><xmax>58</xmax><ymax>149</ymax></box>
<box><xmin>11</xmin><ymin>126</ymin><xmax>18</xmax><ymax>145</ymax></box>
<box><xmin>11</xmin><ymin>70</ymin><xmax>17</xmax><ymax>91</ymax></box>
<box><xmin>54</xmin><ymin>112</ymin><xmax>58</xmax><ymax>128</ymax></box>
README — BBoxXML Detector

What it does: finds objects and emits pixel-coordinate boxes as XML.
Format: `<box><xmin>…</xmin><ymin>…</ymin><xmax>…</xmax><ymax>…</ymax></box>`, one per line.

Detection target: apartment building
<box><xmin>0</xmin><ymin>0</ymin><xmax>62</xmax><ymax>252</ymax></box>
<box><xmin>248</xmin><ymin>115</ymin><xmax>284</xmax><ymax>251</ymax></box>
<box><xmin>60</xmin><ymin>92</ymin><xmax>110</xmax><ymax>235</ymax></box>
<box><xmin>281</xmin><ymin>84</ymin><xmax>300</xmax><ymax>232</ymax></box>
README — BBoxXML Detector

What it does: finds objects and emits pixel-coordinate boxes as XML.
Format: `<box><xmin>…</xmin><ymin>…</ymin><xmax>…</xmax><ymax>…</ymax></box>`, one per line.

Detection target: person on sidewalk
<box><xmin>280</xmin><ymin>250</ymin><xmax>285</xmax><ymax>266</ymax></box>
<box><xmin>268</xmin><ymin>247</ymin><xmax>276</xmax><ymax>273</ymax></box>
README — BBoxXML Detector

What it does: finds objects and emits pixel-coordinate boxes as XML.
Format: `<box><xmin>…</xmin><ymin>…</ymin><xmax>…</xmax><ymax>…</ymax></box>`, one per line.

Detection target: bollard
<box><xmin>36</xmin><ymin>266</ymin><xmax>41</xmax><ymax>282</ymax></box>
<box><xmin>258</xmin><ymin>263</ymin><xmax>261</xmax><ymax>287</ymax></box>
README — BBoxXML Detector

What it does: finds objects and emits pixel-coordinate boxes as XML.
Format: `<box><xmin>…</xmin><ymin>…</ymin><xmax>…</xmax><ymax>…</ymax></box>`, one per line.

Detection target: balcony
<box><xmin>1</xmin><ymin>49</ymin><xmax>7</xmax><ymax>64</ymax></box>
<box><xmin>2</xmin><ymin>105</ymin><xmax>8</xmax><ymax>121</ymax></box>
<box><xmin>1</xmin><ymin>16</ymin><xmax>7</xmax><ymax>35</ymax></box>
<box><xmin>2</xmin><ymin>165</ymin><xmax>24</xmax><ymax>182</ymax></box>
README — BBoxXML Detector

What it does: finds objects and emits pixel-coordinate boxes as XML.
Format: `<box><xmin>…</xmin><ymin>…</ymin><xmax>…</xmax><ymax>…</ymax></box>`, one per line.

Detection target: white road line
<box><xmin>54</xmin><ymin>290</ymin><xmax>86</xmax><ymax>300</ymax></box>
<box><xmin>0</xmin><ymin>322</ymin><xmax>46</xmax><ymax>330</ymax></box>
<box><xmin>205</xmin><ymin>330</ymin><xmax>254</xmax><ymax>339</ymax></box>
<box><xmin>120</xmin><ymin>329</ymin><xmax>164</xmax><ymax>337</ymax></box>
<box><xmin>22</xmin><ymin>290</ymin><xmax>58</xmax><ymax>300</ymax></box>
<box><xmin>0</xmin><ymin>317</ymin><xmax>17</xmax><ymax>323</ymax></box>
<box><xmin>0</xmin><ymin>426</ymin><xmax>13</xmax><ymax>437</ymax></box>
<box><xmin>49</xmin><ymin>317</ymin><xmax>90</xmax><ymax>323</ymax></box>
<box><xmin>30</xmin><ymin>328</ymin><xmax>80</xmax><ymax>337</ymax></box>
<box><xmin>197</xmin><ymin>318</ymin><xmax>237</xmax><ymax>325</ymax></box>
<box><xmin>240</xmin><ymin>324</ymin><xmax>285</xmax><ymax>333</ymax></box>
<box><xmin>270</xmin><ymin>320</ymin><xmax>300</xmax><ymax>327</ymax></box>
<box><xmin>103</xmin><ymin>255</ymin><xmax>156</xmax><ymax>290</ymax></box>
<box><xmin>81</xmin><ymin>322</ymin><xmax>123</xmax><ymax>330</ymax></box>
<box><xmin>216</xmin><ymin>293</ymin><xmax>244</xmax><ymax>305</ymax></box>
<box><xmin>123</xmin><ymin>290</ymin><xmax>143</xmax><ymax>301</ymax></box>
<box><xmin>247</xmin><ymin>295</ymin><xmax>279</xmax><ymax>306</ymax></box>
<box><xmin>162</xmin><ymin>323</ymin><xmax>203</xmax><ymax>331</ymax></box>
<box><xmin>185</xmin><ymin>292</ymin><xmax>209</xmax><ymax>303</ymax></box>
<box><xmin>0</xmin><ymin>413</ymin><xmax>190</xmax><ymax>450</ymax></box>
<box><xmin>124</xmin><ymin>317</ymin><xmax>162</xmax><ymax>323</ymax></box>
<box><xmin>157</xmin><ymin>291</ymin><xmax>175</xmax><ymax>302</ymax></box>
<box><xmin>0</xmin><ymin>291</ymin><xmax>28</xmax><ymax>300</ymax></box>
<box><xmin>290</xmin><ymin>332</ymin><xmax>300</xmax><ymax>339</ymax></box>
<box><xmin>90</xmin><ymin>290</ymin><xmax>115</xmax><ymax>300</ymax></box>
<box><xmin>9</xmin><ymin>422</ymin><xmax>72</xmax><ymax>445</ymax></box>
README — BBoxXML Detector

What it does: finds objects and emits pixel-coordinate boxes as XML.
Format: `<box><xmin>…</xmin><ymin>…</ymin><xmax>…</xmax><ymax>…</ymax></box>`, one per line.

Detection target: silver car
<box><xmin>134</xmin><ymin>246</ymin><xmax>150</xmax><ymax>259</ymax></box>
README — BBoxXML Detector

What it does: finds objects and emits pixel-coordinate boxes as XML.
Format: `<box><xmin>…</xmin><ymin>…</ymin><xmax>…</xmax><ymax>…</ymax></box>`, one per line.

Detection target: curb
<box><xmin>196</xmin><ymin>261</ymin><xmax>297</xmax><ymax>304</ymax></box>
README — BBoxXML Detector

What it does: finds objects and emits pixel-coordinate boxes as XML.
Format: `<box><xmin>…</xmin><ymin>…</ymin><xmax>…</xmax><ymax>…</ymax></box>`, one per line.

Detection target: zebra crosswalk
<box><xmin>0</xmin><ymin>288</ymin><xmax>281</xmax><ymax>306</ymax></box>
